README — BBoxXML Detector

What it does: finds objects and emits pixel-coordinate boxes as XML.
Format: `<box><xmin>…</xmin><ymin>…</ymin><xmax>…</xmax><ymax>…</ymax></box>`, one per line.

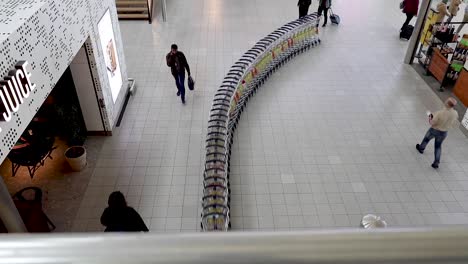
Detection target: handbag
<box><xmin>188</xmin><ymin>76</ymin><xmax>195</xmax><ymax>91</ymax></box>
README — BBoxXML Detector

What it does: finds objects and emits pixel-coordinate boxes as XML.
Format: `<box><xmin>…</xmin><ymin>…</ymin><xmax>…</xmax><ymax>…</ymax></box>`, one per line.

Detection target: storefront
<box><xmin>0</xmin><ymin>0</ymin><xmax>128</xmax><ymax>232</ymax></box>
<box><xmin>406</xmin><ymin>0</ymin><xmax>468</xmax><ymax>133</ymax></box>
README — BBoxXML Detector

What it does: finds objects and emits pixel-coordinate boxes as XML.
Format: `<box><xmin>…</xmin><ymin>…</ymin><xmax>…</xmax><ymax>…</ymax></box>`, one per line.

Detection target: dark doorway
<box><xmin>37</xmin><ymin>67</ymin><xmax>87</xmax><ymax>146</ymax></box>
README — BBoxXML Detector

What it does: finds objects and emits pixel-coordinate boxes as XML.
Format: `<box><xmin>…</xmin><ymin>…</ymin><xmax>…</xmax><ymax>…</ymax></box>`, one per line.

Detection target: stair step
<box><xmin>116</xmin><ymin>1</ymin><xmax>147</xmax><ymax>6</ymax></box>
<box><xmin>117</xmin><ymin>7</ymin><xmax>148</xmax><ymax>12</ymax></box>
<box><xmin>118</xmin><ymin>13</ymin><xmax>149</xmax><ymax>19</ymax></box>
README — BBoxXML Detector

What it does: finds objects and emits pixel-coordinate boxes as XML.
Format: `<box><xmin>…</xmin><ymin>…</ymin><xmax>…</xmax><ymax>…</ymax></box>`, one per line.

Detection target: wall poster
<box><xmin>98</xmin><ymin>9</ymin><xmax>122</xmax><ymax>103</ymax></box>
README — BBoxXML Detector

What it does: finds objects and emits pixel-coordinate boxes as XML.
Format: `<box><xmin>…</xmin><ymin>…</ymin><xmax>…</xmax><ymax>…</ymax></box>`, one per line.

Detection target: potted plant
<box><xmin>56</xmin><ymin>102</ymin><xmax>87</xmax><ymax>171</ymax></box>
<box><xmin>65</xmin><ymin>145</ymin><xmax>86</xmax><ymax>171</ymax></box>
<box><xmin>48</xmin><ymin>69</ymin><xmax>88</xmax><ymax>171</ymax></box>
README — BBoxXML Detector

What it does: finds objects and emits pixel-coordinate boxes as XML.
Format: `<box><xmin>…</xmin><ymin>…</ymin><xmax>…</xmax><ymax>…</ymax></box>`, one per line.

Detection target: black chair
<box><xmin>12</xmin><ymin>187</ymin><xmax>56</xmax><ymax>232</ymax></box>
<box><xmin>9</xmin><ymin>126</ymin><xmax>56</xmax><ymax>178</ymax></box>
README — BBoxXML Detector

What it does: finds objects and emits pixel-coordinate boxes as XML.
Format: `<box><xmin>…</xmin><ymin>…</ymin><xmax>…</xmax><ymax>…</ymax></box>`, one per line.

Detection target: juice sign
<box><xmin>0</xmin><ymin>61</ymin><xmax>36</xmax><ymax>132</ymax></box>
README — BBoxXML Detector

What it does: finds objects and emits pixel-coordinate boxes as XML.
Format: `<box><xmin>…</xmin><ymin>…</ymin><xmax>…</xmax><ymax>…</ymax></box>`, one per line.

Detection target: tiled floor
<box><xmin>0</xmin><ymin>138</ymin><xmax>102</xmax><ymax>232</ymax></box>
<box><xmin>229</xmin><ymin>1</ymin><xmax>468</xmax><ymax>230</ymax></box>
<box><xmin>73</xmin><ymin>0</ymin><xmax>303</xmax><ymax>232</ymax></box>
<box><xmin>72</xmin><ymin>0</ymin><xmax>468</xmax><ymax>232</ymax></box>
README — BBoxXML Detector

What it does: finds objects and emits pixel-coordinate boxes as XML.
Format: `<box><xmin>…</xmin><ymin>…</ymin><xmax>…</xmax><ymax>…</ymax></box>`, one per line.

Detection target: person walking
<box><xmin>100</xmin><ymin>191</ymin><xmax>149</xmax><ymax>232</ymax></box>
<box><xmin>298</xmin><ymin>0</ymin><xmax>312</xmax><ymax>18</ymax></box>
<box><xmin>401</xmin><ymin>0</ymin><xmax>419</xmax><ymax>30</ymax></box>
<box><xmin>416</xmin><ymin>98</ymin><xmax>459</xmax><ymax>169</ymax></box>
<box><xmin>318</xmin><ymin>0</ymin><xmax>332</xmax><ymax>27</ymax></box>
<box><xmin>166</xmin><ymin>44</ymin><xmax>191</xmax><ymax>104</ymax></box>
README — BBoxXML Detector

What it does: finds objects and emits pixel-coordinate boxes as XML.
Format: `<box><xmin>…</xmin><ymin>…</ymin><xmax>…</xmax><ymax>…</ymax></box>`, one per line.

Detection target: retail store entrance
<box><xmin>407</xmin><ymin>0</ymin><xmax>468</xmax><ymax>135</ymax></box>
<box><xmin>0</xmin><ymin>42</ymin><xmax>105</xmax><ymax>232</ymax></box>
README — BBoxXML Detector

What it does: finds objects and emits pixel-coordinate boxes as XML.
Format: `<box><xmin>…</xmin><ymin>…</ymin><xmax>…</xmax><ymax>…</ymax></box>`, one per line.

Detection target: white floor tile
<box><xmin>72</xmin><ymin>0</ymin><xmax>468</xmax><ymax>233</ymax></box>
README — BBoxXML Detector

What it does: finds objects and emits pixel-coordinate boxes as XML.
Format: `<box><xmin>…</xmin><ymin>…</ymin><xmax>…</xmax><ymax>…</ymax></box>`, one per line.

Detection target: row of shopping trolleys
<box><xmin>201</xmin><ymin>14</ymin><xmax>321</xmax><ymax>231</ymax></box>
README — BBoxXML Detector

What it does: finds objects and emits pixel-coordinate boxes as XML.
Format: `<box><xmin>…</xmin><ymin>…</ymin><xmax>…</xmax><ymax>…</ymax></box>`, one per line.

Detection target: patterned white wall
<box><xmin>0</xmin><ymin>0</ymin><xmax>128</xmax><ymax>162</ymax></box>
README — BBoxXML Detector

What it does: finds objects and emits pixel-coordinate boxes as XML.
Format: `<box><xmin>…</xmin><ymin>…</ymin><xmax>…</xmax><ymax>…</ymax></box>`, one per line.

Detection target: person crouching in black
<box><xmin>100</xmin><ymin>191</ymin><xmax>149</xmax><ymax>232</ymax></box>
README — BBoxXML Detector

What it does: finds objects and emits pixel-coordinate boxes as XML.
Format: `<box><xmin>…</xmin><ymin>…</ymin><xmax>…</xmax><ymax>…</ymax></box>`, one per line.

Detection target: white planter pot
<box><xmin>65</xmin><ymin>146</ymin><xmax>87</xmax><ymax>171</ymax></box>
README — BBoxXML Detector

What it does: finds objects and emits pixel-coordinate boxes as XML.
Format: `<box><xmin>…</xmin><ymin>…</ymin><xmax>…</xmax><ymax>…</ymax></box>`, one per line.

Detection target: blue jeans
<box><xmin>173</xmin><ymin>71</ymin><xmax>185</xmax><ymax>102</ymax></box>
<box><xmin>419</xmin><ymin>128</ymin><xmax>448</xmax><ymax>165</ymax></box>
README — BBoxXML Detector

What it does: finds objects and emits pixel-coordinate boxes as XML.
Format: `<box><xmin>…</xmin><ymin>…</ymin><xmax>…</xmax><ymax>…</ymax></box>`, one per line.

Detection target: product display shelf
<box><xmin>201</xmin><ymin>14</ymin><xmax>321</xmax><ymax>231</ymax></box>
<box><xmin>434</xmin><ymin>35</ymin><xmax>468</xmax><ymax>91</ymax></box>
<box><xmin>454</xmin><ymin>69</ymin><xmax>468</xmax><ymax>107</ymax></box>
<box><xmin>428</xmin><ymin>48</ymin><xmax>450</xmax><ymax>84</ymax></box>
<box><xmin>418</xmin><ymin>22</ymin><xmax>465</xmax><ymax>65</ymax></box>
<box><xmin>419</xmin><ymin>23</ymin><xmax>468</xmax><ymax>91</ymax></box>
<box><xmin>418</xmin><ymin>27</ymin><xmax>458</xmax><ymax>69</ymax></box>
<box><xmin>445</xmin><ymin>36</ymin><xmax>468</xmax><ymax>83</ymax></box>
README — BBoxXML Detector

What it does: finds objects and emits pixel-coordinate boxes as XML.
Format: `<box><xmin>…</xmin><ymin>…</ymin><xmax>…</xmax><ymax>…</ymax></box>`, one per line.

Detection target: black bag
<box><xmin>400</xmin><ymin>25</ymin><xmax>414</xmax><ymax>40</ymax></box>
<box><xmin>188</xmin><ymin>76</ymin><xmax>195</xmax><ymax>91</ymax></box>
<box><xmin>329</xmin><ymin>9</ymin><xmax>340</xmax><ymax>25</ymax></box>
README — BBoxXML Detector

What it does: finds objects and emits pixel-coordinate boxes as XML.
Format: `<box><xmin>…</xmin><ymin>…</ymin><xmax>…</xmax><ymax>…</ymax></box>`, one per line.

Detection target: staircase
<box><xmin>116</xmin><ymin>0</ymin><xmax>153</xmax><ymax>23</ymax></box>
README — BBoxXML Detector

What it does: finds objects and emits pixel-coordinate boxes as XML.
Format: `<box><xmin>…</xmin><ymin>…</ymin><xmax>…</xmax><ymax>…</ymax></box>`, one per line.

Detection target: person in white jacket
<box><xmin>416</xmin><ymin>98</ymin><xmax>459</xmax><ymax>169</ymax></box>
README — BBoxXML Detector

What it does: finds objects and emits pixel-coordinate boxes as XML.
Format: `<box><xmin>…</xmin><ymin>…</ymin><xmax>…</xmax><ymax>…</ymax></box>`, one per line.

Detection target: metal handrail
<box><xmin>1</xmin><ymin>228</ymin><xmax>468</xmax><ymax>263</ymax></box>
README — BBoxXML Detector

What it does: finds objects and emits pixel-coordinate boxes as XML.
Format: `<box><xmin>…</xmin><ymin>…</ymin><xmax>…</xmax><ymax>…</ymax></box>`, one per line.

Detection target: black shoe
<box><xmin>322</xmin><ymin>24</ymin><xmax>326</xmax><ymax>27</ymax></box>
<box><xmin>416</xmin><ymin>144</ymin><xmax>424</xmax><ymax>154</ymax></box>
<box><xmin>182</xmin><ymin>98</ymin><xmax>186</xmax><ymax>104</ymax></box>
<box><xmin>177</xmin><ymin>91</ymin><xmax>180</xmax><ymax>96</ymax></box>
<box><xmin>431</xmin><ymin>163</ymin><xmax>439</xmax><ymax>169</ymax></box>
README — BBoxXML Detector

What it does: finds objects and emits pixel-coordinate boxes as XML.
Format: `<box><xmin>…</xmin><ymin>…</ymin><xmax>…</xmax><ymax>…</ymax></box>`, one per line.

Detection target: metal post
<box><xmin>162</xmin><ymin>0</ymin><xmax>167</xmax><ymax>22</ymax></box>
<box><xmin>0</xmin><ymin>176</ymin><xmax>26</xmax><ymax>232</ymax></box>
<box><xmin>404</xmin><ymin>0</ymin><xmax>432</xmax><ymax>64</ymax></box>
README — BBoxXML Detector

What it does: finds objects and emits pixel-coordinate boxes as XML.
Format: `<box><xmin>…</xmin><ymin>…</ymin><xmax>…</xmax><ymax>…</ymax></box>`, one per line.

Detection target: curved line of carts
<box><xmin>202</xmin><ymin>14</ymin><xmax>322</xmax><ymax>231</ymax></box>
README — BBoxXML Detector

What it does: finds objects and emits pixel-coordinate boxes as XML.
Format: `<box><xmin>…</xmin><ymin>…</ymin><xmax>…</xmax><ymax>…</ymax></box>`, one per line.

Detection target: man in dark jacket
<box><xmin>166</xmin><ymin>44</ymin><xmax>191</xmax><ymax>104</ymax></box>
<box><xmin>298</xmin><ymin>0</ymin><xmax>312</xmax><ymax>18</ymax></box>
